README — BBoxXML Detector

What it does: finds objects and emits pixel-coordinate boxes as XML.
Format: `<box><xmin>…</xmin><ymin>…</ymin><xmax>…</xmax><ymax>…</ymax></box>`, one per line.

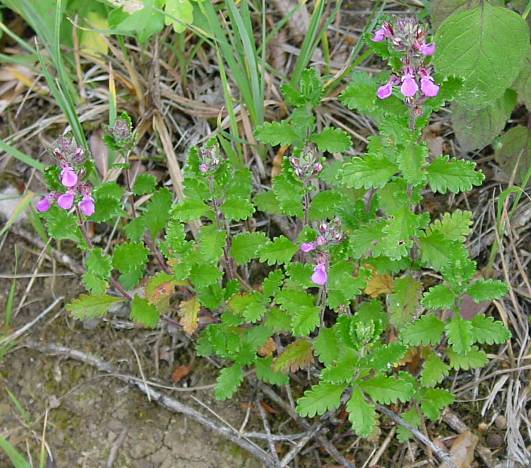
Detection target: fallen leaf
<box><xmin>364</xmin><ymin>273</ymin><xmax>394</xmax><ymax>297</ymax></box>
<box><xmin>171</xmin><ymin>365</ymin><xmax>192</xmax><ymax>383</ymax></box>
<box><xmin>178</xmin><ymin>296</ymin><xmax>200</xmax><ymax>335</ymax></box>
<box><xmin>440</xmin><ymin>431</ymin><xmax>478</xmax><ymax>468</ymax></box>
<box><xmin>272</xmin><ymin>146</ymin><xmax>288</xmax><ymax>178</ymax></box>
<box><xmin>258</xmin><ymin>338</ymin><xmax>277</xmax><ymax>357</ymax></box>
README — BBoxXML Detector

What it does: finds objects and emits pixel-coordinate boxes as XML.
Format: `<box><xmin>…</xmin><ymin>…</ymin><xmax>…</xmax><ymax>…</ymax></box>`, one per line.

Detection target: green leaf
<box><xmin>124</xmin><ymin>217</ymin><xmax>146</xmax><ymax>242</ymax></box>
<box><xmin>340</xmin><ymin>72</ymin><xmax>379</xmax><ymax>115</ymax></box>
<box><xmin>311</xmin><ymin>128</ymin><xmax>352</xmax><ymax>153</ymax></box>
<box><xmin>230</xmin><ymin>232</ymin><xmax>268</xmax><ymax>265</ymax></box>
<box><xmin>309</xmin><ymin>191</ymin><xmax>343</xmax><ymax>220</ymax></box>
<box><xmin>397</xmin><ymin>142</ymin><xmax>428</xmax><ymax>185</ymax></box>
<box><xmin>131</xmin><ymin>296</ymin><xmax>160</xmax><ymax>328</ymax></box>
<box><xmin>452</xmin><ymin>89</ymin><xmax>517</xmax><ymax>152</ymax></box>
<box><xmin>361</xmin><ymin>375</ymin><xmax>414</xmax><ymax>404</ymax></box>
<box><xmin>90</xmin><ymin>182</ymin><xmax>124</xmax><ymax>222</ymax></box>
<box><xmin>272</xmin><ymin>175</ymin><xmax>304</xmax><ymax>217</ymax></box>
<box><xmin>296</xmin><ymin>382</ymin><xmax>347</xmax><ymax>417</ymax></box>
<box><xmin>321</xmin><ymin>353</ymin><xmax>358</xmax><ymax>383</ymax></box>
<box><xmin>380</xmin><ymin>208</ymin><xmax>427</xmax><ymax>260</ymax></box>
<box><xmin>264</xmin><ymin>307</ymin><xmax>291</xmax><ymax>333</ymax></box>
<box><xmin>82</xmin><ymin>272</ymin><xmax>108</xmax><ymax>294</ymax></box>
<box><xmin>215</xmin><ymin>364</ymin><xmax>244</xmax><ymax>400</ymax></box>
<box><xmin>347</xmin><ymin>388</ymin><xmax>377</xmax><ymax>437</ymax></box>
<box><xmin>422</xmin><ymin>284</ymin><xmax>457</xmax><ymax>310</ymax></box>
<box><xmin>314</xmin><ymin>328</ymin><xmax>340</xmax><ymax>367</ymax></box>
<box><xmin>259</xmin><ymin>236</ymin><xmax>298</xmax><ymax>265</ymax></box>
<box><xmin>291</xmin><ymin>305</ymin><xmax>320</xmax><ymax>337</ymax></box>
<box><xmin>494</xmin><ymin>125</ymin><xmax>531</xmax><ymax>185</ymax></box>
<box><xmin>396</xmin><ymin>408</ymin><xmax>421</xmax><ymax>443</ymax></box>
<box><xmin>42</xmin><ymin>206</ymin><xmax>84</xmax><ymax>244</ymax></box>
<box><xmin>420</xmin><ymin>388</ymin><xmax>454</xmax><ymax>421</ymax></box>
<box><xmin>470</xmin><ymin>315</ymin><xmax>511</xmax><ymax>345</ymax></box>
<box><xmin>434</xmin><ymin>2</ymin><xmax>529</xmax><ymax>108</ymax></box>
<box><xmin>66</xmin><ymin>294</ymin><xmax>123</xmax><ymax>320</ymax></box>
<box><xmin>427</xmin><ymin>210</ymin><xmax>472</xmax><ymax>242</ymax></box>
<box><xmin>426</xmin><ymin>156</ymin><xmax>484</xmax><ymax>194</ymax></box>
<box><xmin>255</xmin><ymin>357</ymin><xmax>289</xmax><ymax>385</ymax></box>
<box><xmin>255</xmin><ymin>121</ymin><xmax>300</xmax><ymax>146</ymax></box>
<box><xmin>446</xmin><ymin>346</ymin><xmax>488</xmax><ymax>370</ymax></box>
<box><xmin>164</xmin><ymin>0</ymin><xmax>193</xmax><ymax>33</ymax></box>
<box><xmin>349</xmin><ymin>220</ymin><xmax>385</xmax><ymax>259</ymax></box>
<box><xmin>112</xmin><ymin>242</ymin><xmax>149</xmax><ymax>274</ymax></box>
<box><xmin>389</xmin><ymin>276</ymin><xmax>422</xmax><ymax>328</ymax></box>
<box><xmin>327</xmin><ymin>261</ymin><xmax>367</xmax><ymax>309</ymax></box>
<box><xmin>466</xmin><ymin>279</ymin><xmax>508</xmax><ymax>303</ymax></box>
<box><xmin>401</xmin><ymin>314</ymin><xmax>445</xmax><ymax>346</ymax></box>
<box><xmin>133</xmin><ymin>173</ymin><xmax>157</xmax><ymax>195</ymax></box>
<box><xmin>199</xmin><ymin>225</ymin><xmax>226</xmax><ymax>263</ymax></box>
<box><xmin>341</xmin><ymin>156</ymin><xmax>398</xmax><ymax>189</ymax></box>
<box><xmin>446</xmin><ymin>314</ymin><xmax>474</xmax><ymax>354</ymax></box>
<box><xmin>86</xmin><ymin>248</ymin><xmax>112</xmax><ymax>279</ymax></box>
<box><xmin>421</xmin><ymin>352</ymin><xmax>450</xmax><ymax>387</ymax></box>
<box><xmin>229</xmin><ymin>292</ymin><xmax>267</xmax><ymax>323</ymax></box>
<box><xmin>111</xmin><ymin>0</ymin><xmax>164</xmax><ymax>43</ymax></box>
<box><xmin>142</xmin><ymin>188</ymin><xmax>173</xmax><ymax>238</ymax></box>
<box><xmin>419</xmin><ymin>231</ymin><xmax>468</xmax><ymax>272</ymax></box>
<box><xmin>282</xmin><ymin>68</ymin><xmax>323</xmax><ymax>107</ymax></box>
<box><xmin>221</xmin><ymin>197</ymin><xmax>255</xmax><ymax>221</ymax></box>
<box><xmin>189</xmin><ymin>262</ymin><xmax>221</xmax><ymax>288</ymax></box>
<box><xmin>273</xmin><ymin>339</ymin><xmax>313</xmax><ymax>373</ymax></box>
<box><xmin>368</xmin><ymin>343</ymin><xmax>407</xmax><ymax>371</ymax></box>
<box><xmin>262</xmin><ymin>270</ymin><xmax>284</xmax><ymax>298</ymax></box>
<box><xmin>171</xmin><ymin>198</ymin><xmax>211</xmax><ymax>221</ymax></box>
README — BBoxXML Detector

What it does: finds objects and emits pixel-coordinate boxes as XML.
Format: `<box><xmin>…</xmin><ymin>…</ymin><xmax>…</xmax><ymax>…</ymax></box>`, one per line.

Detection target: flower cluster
<box><xmin>198</xmin><ymin>144</ymin><xmax>223</xmax><ymax>174</ymax></box>
<box><xmin>36</xmin><ymin>137</ymin><xmax>95</xmax><ymax>216</ymax></box>
<box><xmin>300</xmin><ymin>220</ymin><xmax>343</xmax><ymax>286</ymax></box>
<box><xmin>289</xmin><ymin>146</ymin><xmax>323</xmax><ymax>180</ymax></box>
<box><xmin>373</xmin><ymin>18</ymin><xmax>439</xmax><ymax>101</ymax></box>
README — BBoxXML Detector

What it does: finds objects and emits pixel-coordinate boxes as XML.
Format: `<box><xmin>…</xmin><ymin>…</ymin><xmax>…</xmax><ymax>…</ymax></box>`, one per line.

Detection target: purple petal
<box><xmin>57</xmin><ymin>192</ymin><xmax>74</xmax><ymax>210</ymax></box>
<box><xmin>36</xmin><ymin>196</ymin><xmax>52</xmax><ymax>213</ymax></box>
<box><xmin>311</xmin><ymin>263</ymin><xmax>328</xmax><ymax>286</ymax></box>
<box><xmin>61</xmin><ymin>166</ymin><xmax>78</xmax><ymax>188</ymax></box>
<box><xmin>400</xmin><ymin>76</ymin><xmax>419</xmax><ymax>97</ymax></box>
<box><xmin>300</xmin><ymin>242</ymin><xmax>316</xmax><ymax>253</ymax></box>
<box><xmin>377</xmin><ymin>83</ymin><xmax>393</xmax><ymax>100</ymax></box>
<box><xmin>420</xmin><ymin>43</ymin><xmax>436</xmax><ymax>56</ymax></box>
<box><xmin>421</xmin><ymin>78</ymin><xmax>440</xmax><ymax>97</ymax></box>
<box><xmin>372</xmin><ymin>28</ymin><xmax>386</xmax><ymax>42</ymax></box>
<box><xmin>79</xmin><ymin>196</ymin><xmax>95</xmax><ymax>216</ymax></box>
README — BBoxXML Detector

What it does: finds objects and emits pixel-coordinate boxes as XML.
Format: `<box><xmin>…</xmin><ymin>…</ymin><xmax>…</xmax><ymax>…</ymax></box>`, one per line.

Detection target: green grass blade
<box><xmin>0</xmin><ymin>138</ymin><xmax>44</xmax><ymax>171</ymax></box>
<box><xmin>0</xmin><ymin>436</ymin><xmax>31</xmax><ymax>468</ymax></box>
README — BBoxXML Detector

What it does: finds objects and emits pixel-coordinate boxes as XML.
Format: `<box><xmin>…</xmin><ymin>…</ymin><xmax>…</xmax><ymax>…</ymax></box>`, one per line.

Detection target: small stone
<box><xmin>486</xmin><ymin>433</ymin><xmax>503</xmax><ymax>449</ymax></box>
<box><xmin>477</xmin><ymin>422</ymin><xmax>489</xmax><ymax>433</ymax></box>
<box><xmin>494</xmin><ymin>415</ymin><xmax>507</xmax><ymax>430</ymax></box>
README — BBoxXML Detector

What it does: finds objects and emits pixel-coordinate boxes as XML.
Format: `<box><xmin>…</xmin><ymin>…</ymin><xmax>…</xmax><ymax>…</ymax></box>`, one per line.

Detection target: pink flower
<box><xmin>419</xmin><ymin>43</ymin><xmax>436</xmax><ymax>56</ymax></box>
<box><xmin>300</xmin><ymin>242</ymin><xmax>316</xmax><ymax>253</ymax></box>
<box><xmin>316</xmin><ymin>236</ymin><xmax>327</xmax><ymax>246</ymax></box>
<box><xmin>57</xmin><ymin>192</ymin><xmax>74</xmax><ymax>210</ymax></box>
<box><xmin>372</xmin><ymin>23</ymin><xmax>393</xmax><ymax>42</ymax></box>
<box><xmin>199</xmin><ymin>163</ymin><xmax>209</xmax><ymax>173</ymax></box>
<box><xmin>313</xmin><ymin>162</ymin><xmax>323</xmax><ymax>173</ymax></box>
<box><xmin>36</xmin><ymin>195</ymin><xmax>52</xmax><ymax>212</ymax></box>
<box><xmin>377</xmin><ymin>82</ymin><xmax>393</xmax><ymax>100</ymax></box>
<box><xmin>61</xmin><ymin>166</ymin><xmax>78</xmax><ymax>188</ymax></box>
<box><xmin>79</xmin><ymin>195</ymin><xmax>95</xmax><ymax>216</ymax></box>
<box><xmin>400</xmin><ymin>74</ymin><xmax>418</xmax><ymax>97</ymax></box>
<box><xmin>420</xmin><ymin>76</ymin><xmax>440</xmax><ymax>97</ymax></box>
<box><xmin>311</xmin><ymin>263</ymin><xmax>328</xmax><ymax>286</ymax></box>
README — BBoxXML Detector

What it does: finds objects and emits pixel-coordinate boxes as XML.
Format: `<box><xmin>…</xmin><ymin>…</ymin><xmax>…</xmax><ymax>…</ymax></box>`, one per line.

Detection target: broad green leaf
<box><xmin>397</xmin><ymin>142</ymin><xmax>428</xmax><ymax>185</ymax></box>
<box><xmin>422</xmin><ymin>284</ymin><xmax>457</xmax><ymax>310</ymax></box>
<box><xmin>291</xmin><ymin>305</ymin><xmax>320</xmax><ymax>337</ymax></box>
<box><xmin>131</xmin><ymin>296</ymin><xmax>160</xmax><ymax>328</ymax></box>
<box><xmin>421</xmin><ymin>352</ymin><xmax>450</xmax><ymax>387</ymax></box>
<box><xmin>309</xmin><ymin>191</ymin><xmax>343</xmax><ymax>220</ymax></box>
<box><xmin>427</xmin><ymin>210</ymin><xmax>472</xmax><ymax>242</ymax></box>
<box><xmin>230</xmin><ymin>232</ymin><xmax>268</xmax><ymax>265</ymax></box>
<box><xmin>347</xmin><ymin>388</ymin><xmax>377</xmax><ymax>437</ymax></box>
<box><xmin>470</xmin><ymin>315</ymin><xmax>511</xmax><ymax>345</ymax></box>
<box><xmin>220</xmin><ymin>197</ymin><xmax>255</xmax><ymax>221</ymax></box>
<box><xmin>349</xmin><ymin>220</ymin><xmax>386</xmax><ymax>259</ymax></box>
<box><xmin>199</xmin><ymin>224</ymin><xmax>226</xmax><ymax>263</ymax></box>
<box><xmin>296</xmin><ymin>382</ymin><xmax>347</xmax><ymax>417</ymax></box>
<box><xmin>255</xmin><ymin>357</ymin><xmax>289</xmax><ymax>385</ymax></box>
<box><xmin>86</xmin><ymin>248</ymin><xmax>112</xmax><ymax>279</ymax></box>
<box><xmin>273</xmin><ymin>339</ymin><xmax>313</xmax><ymax>373</ymax></box>
<box><xmin>320</xmin><ymin>354</ymin><xmax>358</xmax><ymax>383</ymax></box>
<box><xmin>341</xmin><ymin>156</ymin><xmax>398</xmax><ymax>189</ymax></box>
<box><xmin>434</xmin><ymin>2</ymin><xmax>529</xmax><ymax>108</ymax></box>
<box><xmin>452</xmin><ymin>89</ymin><xmax>517</xmax><ymax>152</ymax></box>
<box><xmin>389</xmin><ymin>276</ymin><xmax>422</xmax><ymax>328</ymax></box>
<box><xmin>446</xmin><ymin>314</ymin><xmax>474</xmax><ymax>354</ymax></box>
<box><xmin>420</xmin><ymin>388</ymin><xmax>454</xmax><ymax>421</ymax></box>
<box><xmin>396</xmin><ymin>408</ymin><xmax>421</xmax><ymax>443</ymax></box>
<box><xmin>466</xmin><ymin>279</ymin><xmax>508</xmax><ymax>303</ymax></box>
<box><xmin>164</xmin><ymin>0</ymin><xmax>194</xmax><ymax>33</ymax></box>
<box><xmin>229</xmin><ymin>293</ymin><xmax>267</xmax><ymax>323</ymax></box>
<box><xmin>143</xmin><ymin>188</ymin><xmax>173</xmax><ymax>238</ymax></box>
<box><xmin>401</xmin><ymin>314</ymin><xmax>445</xmax><ymax>346</ymax></box>
<box><xmin>446</xmin><ymin>346</ymin><xmax>488</xmax><ymax>370</ymax></box>
<box><xmin>313</xmin><ymin>328</ymin><xmax>341</xmax><ymax>366</ymax></box>
<box><xmin>66</xmin><ymin>294</ymin><xmax>123</xmax><ymax>320</ymax></box>
<box><xmin>368</xmin><ymin>343</ymin><xmax>407</xmax><ymax>371</ymax></box>
<box><xmin>111</xmin><ymin>0</ymin><xmax>164</xmax><ymax>43</ymax></box>
<box><xmin>426</xmin><ymin>156</ymin><xmax>484</xmax><ymax>194</ymax></box>
<box><xmin>272</xmin><ymin>175</ymin><xmax>304</xmax><ymax>217</ymax></box>
<box><xmin>112</xmin><ymin>242</ymin><xmax>149</xmax><ymax>274</ymax></box>
<box><xmin>361</xmin><ymin>375</ymin><xmax>414</xmax><ymax>404</ymax></box>
<box><xmin>255</xmin><ymin>121</ymin><xmax>300</xmax><ymax>146</ymax></box>
<box><xmin>82</xmin><ymin>271</ymin><xmax>108</xmax><ymax>295</ymax></box>
<box><xmin>494</xmin><ymin>125</ymin><xmax>531</xmax><ymax>185</ymax></box>
<box><xmin>215</xmin><ymin>364</ymin><xmax>244</xmax><ymax>400</ymax></box>
<box><xmin>419</xmin><ymin>231</ymin><xmax>466</xmax><ymax>271</ymax></box>
<box><xmin>171</xmin><ymin>198</ymin><xmax>211</xmax><ymax>221</ymax></box>
<box><xmin>133</xmin><ymin>173</ymin><xmax>157</xmax><ymax>195</ymax></box>
<box><xmin>327</xmin><ymin>261</ymin><xmax>367</xmax><ymax>309</ymax></box>
<box><xmin>189</xmin><ymin>262</ymin><xmax>221</xmax><ymax>288</ymax></box>
<box><xmin>262</xmin><ymin>270</ymin><xmax>284</xmax><ymax>298</ymax></box>
<box><xmin>310</xmin><ymin>128</ymin><xmax>352</xmax><ymax>153</ymax></box>
<box><xmin>286</xmin><ymin>263</ymin><xmax>314</xmax><ymax>289</ymax></box>
<box><xmin>42</xmin><ymin>206</ymin><xmax>84</xmax><ymax>244</ymax></box>
<box><xmin>259</xmin><ymin>236</ymin><xmax>298</xmax><ymax>265</ymax></box>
